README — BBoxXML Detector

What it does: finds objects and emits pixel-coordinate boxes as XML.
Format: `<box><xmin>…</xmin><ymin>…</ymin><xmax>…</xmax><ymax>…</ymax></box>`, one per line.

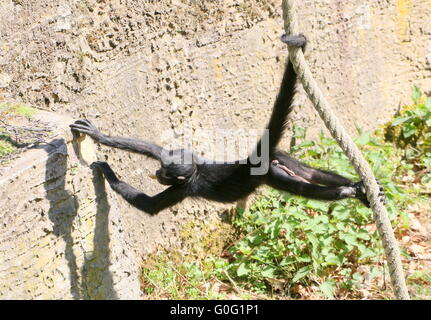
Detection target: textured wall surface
<box><xmin>0</xmin><ymin>0</ymin><xmax>430</xmax><ymax>299</ymax></box>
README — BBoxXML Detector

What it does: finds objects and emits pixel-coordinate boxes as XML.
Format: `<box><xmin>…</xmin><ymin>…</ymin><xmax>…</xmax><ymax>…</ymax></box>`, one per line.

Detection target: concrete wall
<box><xmin>0</xmin><ymin>0</ymin><xmax>430</xmax><ymax>299</ymax></box>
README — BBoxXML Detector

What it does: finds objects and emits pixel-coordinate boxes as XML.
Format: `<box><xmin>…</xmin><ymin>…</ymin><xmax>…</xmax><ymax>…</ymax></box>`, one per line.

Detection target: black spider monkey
<box><xmin>70</xmin><ymin>34</ymin><xmax>385</xmax><ymax>215</ymax></box>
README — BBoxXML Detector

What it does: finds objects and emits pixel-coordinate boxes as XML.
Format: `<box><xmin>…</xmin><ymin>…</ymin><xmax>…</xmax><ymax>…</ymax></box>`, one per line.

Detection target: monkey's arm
<box><xmin>70</xmin><ymin>119</ymin><xmax>163</xmax><ymax>160</ymax></box>
<box><xmin>92</xmin><ymin>161</ymin><xmax>185</xmax><ymax>215</ymax></box>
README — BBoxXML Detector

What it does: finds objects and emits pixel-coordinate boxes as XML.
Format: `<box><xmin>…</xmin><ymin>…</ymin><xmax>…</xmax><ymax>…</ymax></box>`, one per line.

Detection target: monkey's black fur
<box><xmin>70</xmin><ymin>35</ymin><xmax>385</xmax><ymax>215</ymax></box>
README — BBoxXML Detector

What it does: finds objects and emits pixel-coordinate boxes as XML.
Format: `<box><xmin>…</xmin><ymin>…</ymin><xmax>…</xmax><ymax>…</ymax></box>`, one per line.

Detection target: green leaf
<box><xmin>293</xmin><ymin>125</ymin><xmax>306</xmax><ymax>139</ymax></box>
<box><xmin>412</xmin><ymin>85</ymin><xmax>422</xmax><ymax>104</ymax></box>
<box><xmin>248</xmin><ymin>233</ymin><xmax>264</xmax><ymax>246</ymax></box>
<box><xmin>336</xmin><ymin>222</ymin><xmax>347</xmax><ymax>231</ymax></box>
<box><xmin>265</xmin><ymin>219</ymin><xmax>282</xmax><ymax>239</ymax></box>
<box><xmin>296</xmin><ymin>255</ymin><xmax>312</xmax><ymax>263</ymax></box>
<box><xmin>400</xmin><ymin>211</ymin><xmax>410</xmax><ymax>229</ymax></box>
<box><xmin>280</xmin><ymin>256</ymin><xmax>295</xmax><ymax>267</ymax></box>
<box><xmin>402</xmin><ymin>123</ymin><xmax>417</xmax><ymax>138</ymax></box>
<box><xmin>358</xmin><ymin>247</ymin><xmax>377</xmax><ymax>261</ymax></box>
<box><xmin>320</xmin><ymin>281</ymin><xmax>335</xmax><ymax>299</ymax></box>
<box><xmin>355</xmin><ymin>131</ymin><xmax>371</xmax><ymax>146</ymax></box>
<box><xmin>421</xmin><ymin>173</ymin><xmax>431</xmax><ymax>184</ymax></box>
<box><xmin>331</xmin><ymin>206</ymin><xmax>350</xmax><ymax>220</ymax></box>
<box><xmin>391</xmin><ymin>116</ymin><xmax>410</xmax><ymax>126</ymax></box>
<box><xmin>237</xmin><ymin>263</ymin><xmax>251</xmax><ymax>277</ymax></box>
<box><xmin>292</xmin><ymin>266</ymin><xmax>312</xmax><ymax>283</ymax></box>
<box><xmin>261</xmin><ymin>266</ymin><xmax>277</xmax><ymax>278</ymax></box>
<box><xmin>356</xmin><ymin>229</ymin><xmax>371</xmax><ymax>241</ymax></box>
<box><xmin>352</xmin><ymin>271</ymin><xmax>364</xmax><ymax>283</ymax></box>
<box><xmin>238</xmin><ymin>243</ymin><xmax>252</xmax><ymax>255</ymax></box>
<box><xmin>305</xmin><ymin>199</ymin><xmax>329</xmax><ymax>212</ymax></box>
<box><xmin>340</xmin><ymin>233</ymin><xmax>358</xmax><ymax>246</ymax></box>
<box><xmin>425</xmin><ymin>97</ymin><xmax>431</xmax><ymax>110</ymax></box>
<box><xmin>325</xmin><ymin>253</ymin><xmax>342</xmax><ymax>266</ymax></box>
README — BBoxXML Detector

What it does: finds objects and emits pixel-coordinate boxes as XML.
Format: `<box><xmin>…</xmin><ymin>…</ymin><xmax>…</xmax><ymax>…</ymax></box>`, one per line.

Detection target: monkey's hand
<box><xmin>70</xmin><ymin>119</ymin><xmax>104</xmax><ymax>142</ymax></box>
<box><xmin>90</xmin><ymin>161</ymin><xmax>120</xmax><ymax>184</ymax></box>
<box><xmin>352</xmin><ymin>180</ymin><xmax>387</xmax><ymax>208</ymax></box>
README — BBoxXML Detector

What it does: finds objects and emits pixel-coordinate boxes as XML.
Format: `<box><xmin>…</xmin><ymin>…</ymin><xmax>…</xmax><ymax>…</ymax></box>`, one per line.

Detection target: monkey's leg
<box><xmin>307</xmin><ymin>166</ymin><xmax>386</xmax><ymax>204</ymax></box>
<box><xmin>91</xmin><ymin>161</ymin><xmax>185</xmax><ymax>214</ymax></box>
<box><xmin>268</xmin><ymin>162</ymin><xmax>386</xmax><ymax>206</ymax></box>
<box><xmin>274</xmin><ymin>152</ymin><xmax>352</xmax><ymax>186</ymax></box>
<box><xmin>273</xmin><ymin>152</ymin><xmax>386</xmax><ymax>206</ymax></box>
<box><xmin>70</xmin><ymin>119</ymin><xmax>164</xmax><ymax>159</ymax></box>
<box><xmin>267</xmin><ymin>162</ymin><xmax>370</xmax><ymax>204</ymax></box>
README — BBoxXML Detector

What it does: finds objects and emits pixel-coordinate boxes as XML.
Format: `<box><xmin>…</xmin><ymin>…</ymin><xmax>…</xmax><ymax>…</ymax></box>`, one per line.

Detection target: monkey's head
<box><xmin>155</xmin><ymin>149</ymin><xmax>196</xmax><ymax>185</ymax></box>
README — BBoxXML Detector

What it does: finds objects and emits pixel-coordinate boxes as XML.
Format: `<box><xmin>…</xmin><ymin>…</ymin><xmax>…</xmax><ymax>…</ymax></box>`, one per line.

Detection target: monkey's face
<box><xmin>155</xmin><ymin>149</ymin><xmax>196</xmax><ymax>185</ymax></box>
<box><xmin>155</xmin><ymin>166</ymin><xmax>190</xmax><ymax>185</ymax></box>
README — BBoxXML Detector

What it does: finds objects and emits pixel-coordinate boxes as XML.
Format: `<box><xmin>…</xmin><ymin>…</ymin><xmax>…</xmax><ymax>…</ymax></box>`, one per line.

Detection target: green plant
<box><xmin>141</xmin><ymin>252</ymin><xmax>227</xmax><ymax>300</ymax></box>
<box><xmin>0</xmin><ymin>128</ymin><xmax>16</xmax><ymax>157</ymax></box>
<box><xmin>70</xmin><ymin>163</ymin><xmax>79</xmax><ymax>176</ymax></box>
<box><xmin>407</xmin><ymin>271</ymin><xmax>431</xmax><ymax>300</ymax></box>
<box><xmin>220</xmin><ymin>190</ymin><xmax>383</xmax><ymax>298</ymax></box>
<box><xmin>384</xmin><ymin>86</ymin><xmax>431</xmax><ymax>184</ymax></box>
<box><xmin>0</xmin><ymin>103</ymin><xmax>36</xmax><ymax>118</ymax></box>
<box><xmin>0</xmin><ymin>139</ymin><xmax>16</xmax><ymax>157</ymax></box>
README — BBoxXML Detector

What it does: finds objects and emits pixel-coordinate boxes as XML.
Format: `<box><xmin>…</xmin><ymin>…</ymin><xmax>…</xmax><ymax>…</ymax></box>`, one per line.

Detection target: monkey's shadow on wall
<box><xmin>42</xmin><ymin>138</ymin><xmax>117</xmax><ymax>299</ymax></box>
<box><xmin>83</xmin><ymin>166</ymin><xmax>119</xmax><ymax>300</ymax></box>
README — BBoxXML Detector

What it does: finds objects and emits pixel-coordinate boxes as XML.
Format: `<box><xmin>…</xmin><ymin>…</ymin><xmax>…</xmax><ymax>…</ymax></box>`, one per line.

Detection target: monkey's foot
<box><xmin>280</xmin><ymin>34</ymin><xmax>307</xmax><ymax>48</ymax></box>
<box><xmin>353</xmin><ymin>180</ymin><xmax>387</xmax><ymax>208</ymax></box>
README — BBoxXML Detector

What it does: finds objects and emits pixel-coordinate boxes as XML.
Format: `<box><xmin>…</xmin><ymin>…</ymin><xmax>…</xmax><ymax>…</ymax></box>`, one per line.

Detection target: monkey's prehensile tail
<box><xmin>253</xmin><ymin>36</ymin><xmax>304</xmax><ymax>160</ymax></box>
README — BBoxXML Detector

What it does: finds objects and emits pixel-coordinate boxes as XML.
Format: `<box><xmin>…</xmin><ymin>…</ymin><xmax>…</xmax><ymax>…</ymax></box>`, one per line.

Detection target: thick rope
<box><xmin>282</xmin><ymin>0</ymin><xmax>409</xmax><ymax>300</ymax></box>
